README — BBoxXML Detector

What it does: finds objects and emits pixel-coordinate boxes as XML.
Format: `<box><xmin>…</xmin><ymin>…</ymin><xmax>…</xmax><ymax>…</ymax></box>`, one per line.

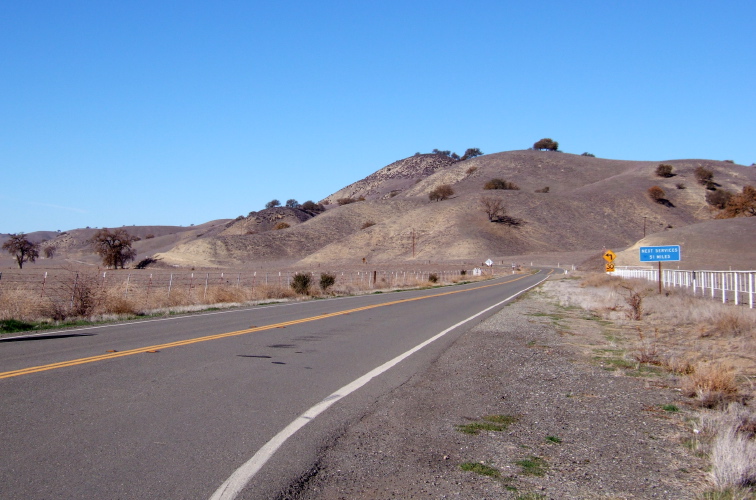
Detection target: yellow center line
<box><xmin>1</xmin><ymin>273</ymin><xmax>541</xmax><ymax>380</ymax></box>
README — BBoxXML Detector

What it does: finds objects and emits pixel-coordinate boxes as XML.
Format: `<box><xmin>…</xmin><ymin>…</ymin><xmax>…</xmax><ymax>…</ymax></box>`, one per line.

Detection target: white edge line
<box><xmin>209</xmin><ymin>271</ymin><xmax>550</xmax><ymax>500</ymax></box>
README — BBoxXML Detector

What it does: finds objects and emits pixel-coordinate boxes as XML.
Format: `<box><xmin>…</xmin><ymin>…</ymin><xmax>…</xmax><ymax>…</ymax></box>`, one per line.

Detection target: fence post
<box><xmin>168</xmin><ymin>273</ymin><xmax>173</xmax><ymax>298</ymax></box>
<box><xmin>750</xmin><ymin>272</ymin><xmax>754</xmax><ymax>309</ymax></box>
<box><xmin>124</xmin><ymin>274</ymin><xmax>131</xmax><ymax>297</ymax></box>
<box><xmin>204</xmin><ymin>273</ymin><xmax>209</xmax><ymax>300</ymax></box>
<box><xmin>734</xmin><ymin>273</ymin><xmax>739</xmax><ymax>306</ymax></box>
<box><xmin>70</xmin><ymin>273</ymin><xmax>79</xmax><ymax>309</ymax></box>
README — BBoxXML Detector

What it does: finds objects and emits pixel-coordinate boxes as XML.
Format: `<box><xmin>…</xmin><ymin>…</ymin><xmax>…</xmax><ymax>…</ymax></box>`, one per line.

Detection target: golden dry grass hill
<box><xmin>3</xmin><ymin>150</ymin><xmax>755</xmax><ymax>270</ymax></box>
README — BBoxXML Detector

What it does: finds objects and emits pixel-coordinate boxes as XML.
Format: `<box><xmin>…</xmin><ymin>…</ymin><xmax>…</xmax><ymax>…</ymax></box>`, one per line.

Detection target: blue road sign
<box><xmin>639</xmin><ymin>245</ymin><xmax>681</xmax><ymax>262</ymax></box>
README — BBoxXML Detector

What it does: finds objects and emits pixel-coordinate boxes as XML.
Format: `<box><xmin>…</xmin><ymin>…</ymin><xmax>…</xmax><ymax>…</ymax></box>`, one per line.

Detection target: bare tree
<box><xmin>480</xmin><ymin>196</ymin><xmax>506</xmax><ymax>221</ymax></box>
<box><xmin>90</xmin><ymin>228</ymin><xmax>138</xmax><ymax>269</ymax></box>
<box><xmin>2</xmin><ymin>233</ymin><xmax>39</xmax><ymax>269</ymax></box>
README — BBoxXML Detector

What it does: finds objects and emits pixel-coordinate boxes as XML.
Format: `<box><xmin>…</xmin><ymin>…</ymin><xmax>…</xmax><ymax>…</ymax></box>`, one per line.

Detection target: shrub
<box><xmin>145</xmin><ymin>234</ymin><xmax>155</xmax><ymax>239</ymax></box>
<box><xmin>319</xmin><ymin>273</ymin><xmax>336</xmax><ymax>292</ymax></box>
<box><xmin>466</xmin><ymin>166</ymin><xmax>478</xmax><ymax>175</ymax></box>
<box><xmin>676</xmin><ymin>183</ymin><xmax>686</xmax><ymax>189</ymax></box>
<box><xmin>484</xmin><ymin>178</ymin><xmax>520</xmax><ymax>190</ymax></box>
<box><xmin>361</xmin><ymin>220</ymin><xmax>375</xmax><ymax>229</ymax></box>
<box><xmin>724</xmin><ymin>159</ymin><xmax>735</xmax><ymax>164</ymax></box>
<box><xmin>428</xmin><ymin>273</ymin><xmax>439</xmax><ymax>283</ymax></box>
<box><xmin>682</xmin><ymin>363</ymin><xmax>739</xmax><ymax>408</ymax></box>
<box><xmin>337</xmin><ymin>197</ymin><xmax>357</xmax><ymax>205</ymax></box>
<box><xmin>301</xmin><ymin>200</ymin><xmax>325</xmax><ymax>213</ymax></box>
<box><xmin>273</xmin><ymin>222</ymin><xmax>290</xmax><ymax>230</ymax></box>
<box><xmin>656</xmin><ymin>164</ymin><xmax>674</xmax><ymax>177</ymax></box>
<box><xmin>648</xmin><ymin>186</ymin><xmax>666</xmax><ymax>202</ymax></box>
<box><xmin>290</xmin><ymin>272</ymin><xmax>311</xmax><ymax>295</ymax></box>
<box><xmin>695</xmin><ymin>166</ymin><xmax>714</xmax><ymax>185</ymax></box>
<box><xmin>533</xmin><ymin>138</ymin><xmax>558</xmax><ymax>151</ymax></box>
<box><xmin>581</xmin><ymin>152</ymin><xmax>595</xmax><ymax>157</ymax></box>
<box><xmin>707</xmin><ymin>189</ymin><xmax>734</xmax><ymax>209</ymax></box>
<box><xmin>428</xmin><ymin>184</ymin><xmax>454</xmax><ymax>201</ymax></box>
<box><xmin>535</xmin><ymin>186</ymin><xmax>550</xmax><ymax>193</ymax></box>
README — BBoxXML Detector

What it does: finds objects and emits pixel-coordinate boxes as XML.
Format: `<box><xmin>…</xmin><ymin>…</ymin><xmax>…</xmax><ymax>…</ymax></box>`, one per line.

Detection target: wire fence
<box><xmin>613</xmin><ymin>267</ymin><xmax>756</xmax><ymax>309</ymax></box>
<box><xmin>0</xmin><ymin>268</ymin><xmax>475</xmax><ymax>306</ymax></box>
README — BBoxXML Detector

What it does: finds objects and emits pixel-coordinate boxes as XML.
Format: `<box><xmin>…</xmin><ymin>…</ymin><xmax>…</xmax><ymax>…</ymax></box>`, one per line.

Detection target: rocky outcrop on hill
<box><xmin>322</xmin><ymin>154</ymin><xmax>458</xmax><ymax>203</ymax></box>
<box><xmin>221</xmin><ymin>207</ymin><xmax>314</xmax><ymax>236</ymax></box>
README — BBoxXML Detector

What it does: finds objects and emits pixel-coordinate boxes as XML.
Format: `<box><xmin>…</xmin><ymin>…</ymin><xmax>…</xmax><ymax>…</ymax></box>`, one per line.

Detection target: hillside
<box><xmin>153</xmin><ymin>150</ymin><xmax>755</xmax><ymax>268</ymax></box>
<box><xmin>4</xmin><ymin>150</ymin><xmax>755</xmax><ymax>270</ymax></box>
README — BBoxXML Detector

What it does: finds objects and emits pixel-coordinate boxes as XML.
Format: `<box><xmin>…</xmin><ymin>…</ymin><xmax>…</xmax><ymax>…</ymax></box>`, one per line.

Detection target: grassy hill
<box><xmin>4</xmin><ymin>150</ymin><xmax>754</xmax><ymax>270</ymax></box>
<box><xmin>154</xmin><ymin>150</ymin><xmax>755</xmax><ymax>268</ymax></box>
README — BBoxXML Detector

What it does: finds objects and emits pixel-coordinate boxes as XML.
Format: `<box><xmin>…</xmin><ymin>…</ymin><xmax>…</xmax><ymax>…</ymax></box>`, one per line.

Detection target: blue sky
<box><xmin>2</xmin><ymin>1</ymin><xmax>754</xmax><ymax>233</ymax></box>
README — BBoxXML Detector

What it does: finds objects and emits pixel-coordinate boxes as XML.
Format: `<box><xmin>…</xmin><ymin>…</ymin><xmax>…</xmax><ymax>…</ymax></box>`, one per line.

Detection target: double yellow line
<box><xmin>1</xmin><ymin>274</ymin><xmax>536</xmax><ymax>380</ymax></box>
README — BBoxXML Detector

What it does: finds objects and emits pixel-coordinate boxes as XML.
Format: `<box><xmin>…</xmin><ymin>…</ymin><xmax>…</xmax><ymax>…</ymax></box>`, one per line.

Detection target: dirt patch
<box><xmin>281</xmin><ymin>279</ymin><xmax>709</xmax><ymax>499</ymax></box>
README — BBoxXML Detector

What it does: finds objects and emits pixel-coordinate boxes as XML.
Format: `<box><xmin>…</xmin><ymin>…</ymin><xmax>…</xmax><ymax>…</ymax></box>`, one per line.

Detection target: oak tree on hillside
<box><xmin>90</xmin><ymin>228</ymin><xmax>138</xmax><ymax>269</ymax></box>
<box><xmin>285</xmin><ymin>199</ymin><xmax>300</xmax><ymax>208</ymax></box>
<box><xmin>265</xmin><ymin>199</ymin><xmax>281</xmax><ymax>209</ymax></box>
<box><xmin>43</xmin><ymin>245</ymin><xmax>57</xmax><ymax>259</ymax></box>
<box><xmin>2</xmin><ymin>233</ymin><xmax>39</xmax><ymax>269</ymax></box>
<box><xmin>719</xmin><ymin>185</ymin><xmax>756</xmax><ymax>218</ymax></box>
<box><xmin>461</xmin><ymin>148</ymin><xmax>483</xmax><ymax>161</ymax></box>
<box><xmin>480</xmin><ymin>196</ymin><xmax>506</xmax><ymax>222</ymax></box>
<box><xmin>533</xmin><ymin>138</ymin><xmax>559</xmax><ymax>151</ymax></box>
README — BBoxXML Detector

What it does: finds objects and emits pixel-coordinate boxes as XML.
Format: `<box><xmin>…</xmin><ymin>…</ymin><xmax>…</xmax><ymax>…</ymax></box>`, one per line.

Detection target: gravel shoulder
<box><xmin>281</xmin><ymin>278</ymin><xmax>708</xmax><ymax>499</ymax></box>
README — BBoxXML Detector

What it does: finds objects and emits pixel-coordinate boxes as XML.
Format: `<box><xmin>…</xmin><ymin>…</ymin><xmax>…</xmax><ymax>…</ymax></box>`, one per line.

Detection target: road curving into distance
<box><xmin>0</xmin><ymin>268</ymin><xmax>554</xmax><ymax>499</ymax></box>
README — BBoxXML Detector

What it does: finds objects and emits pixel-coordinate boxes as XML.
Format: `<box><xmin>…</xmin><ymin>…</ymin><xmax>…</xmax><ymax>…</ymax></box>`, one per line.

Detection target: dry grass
<box><xmin>548</xmin><ymin>274</ymin><xmax>756</xmax><ymax>495</ymax></box>
<box><xmin>695</xmin><ymin>404</ymin><xmax>756</xmax><ymax>492</ymax></box>
<box><xmin>0</xmin><ymin>269</ymin><xmax>479</xmax><ymax>328</ymax></box>
<box><xmin>682</xmin><ymin>363</ymin><xmax>741</xmax><ymax>409</ymax></box>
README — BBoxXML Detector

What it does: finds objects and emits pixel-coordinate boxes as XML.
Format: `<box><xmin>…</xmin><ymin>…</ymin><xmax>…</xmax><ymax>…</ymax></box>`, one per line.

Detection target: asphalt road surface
<box><xmin>0</xmin><ymin>270</ymin><xmax>551</xmax><ymax>499</ymax></box>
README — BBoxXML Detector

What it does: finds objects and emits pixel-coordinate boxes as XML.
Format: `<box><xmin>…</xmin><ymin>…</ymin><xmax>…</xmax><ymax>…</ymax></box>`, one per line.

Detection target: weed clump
<box><xmin>319</xmin><ymin>273</ymin><xmax>336</xmax><ymax>293</ymax></box>
<box><xmin>682</xmin><ymin>363</ymin><xmax>740</xmax><ymax>408</ymax></box>
<box><xmin>290</xmin><ymin>272</ymin><xmax>312</xmax><ymax>295</ymax></box>
<box><xmin>459</xmin><ymin>462</ymin><xmax>500</xmax><ymax>478</ymax></box>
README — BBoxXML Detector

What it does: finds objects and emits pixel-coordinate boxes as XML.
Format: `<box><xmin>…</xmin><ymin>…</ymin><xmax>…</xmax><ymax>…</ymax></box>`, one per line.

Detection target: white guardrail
<box><xmin>613</xmin><ymin>267</ymin><xmax>755</xmax><ymax>309</ymax></box>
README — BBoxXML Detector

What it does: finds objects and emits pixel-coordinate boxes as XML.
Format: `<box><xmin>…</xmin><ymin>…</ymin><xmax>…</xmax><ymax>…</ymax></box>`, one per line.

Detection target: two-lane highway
<box><xmin>0</xmin><ymin>270</ymin><xmax>551</xmax><ymax>499</ymax></box>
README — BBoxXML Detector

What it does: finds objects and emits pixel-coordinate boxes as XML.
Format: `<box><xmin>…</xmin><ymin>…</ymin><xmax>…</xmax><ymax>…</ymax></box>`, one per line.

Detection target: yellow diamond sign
<box><xmin>603</xmin><ymin>250</ymin><xmax>616</xmax><ymax>262</ymax></box>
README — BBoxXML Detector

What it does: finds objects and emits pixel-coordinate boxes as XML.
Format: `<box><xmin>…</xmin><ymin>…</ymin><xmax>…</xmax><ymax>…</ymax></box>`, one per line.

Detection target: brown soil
<box><xmin>281</xmin><ymin>279</ymin><xmax>709</xmax><ymax>499</ymax></box>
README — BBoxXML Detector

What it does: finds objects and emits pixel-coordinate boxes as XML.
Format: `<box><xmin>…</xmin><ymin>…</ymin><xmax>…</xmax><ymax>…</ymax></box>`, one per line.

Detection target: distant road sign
<box><xmin>485</xmin><ymin>259</ymin><xmax>493</xmax><ymax>267</ymax></box>
<box><xmin>605</xmin><ymin>262</ymin><xmax>615</xmax><ymax>272</ymax></box>
<box><xmin>603</xmin><ymin>250</ymin><xmax>616</xmax><ymax>262</ymax></box>
<box><xmin>639</xmin><ymin>245</ymin><xmax>681</xmax><ymax>262</ymax></box>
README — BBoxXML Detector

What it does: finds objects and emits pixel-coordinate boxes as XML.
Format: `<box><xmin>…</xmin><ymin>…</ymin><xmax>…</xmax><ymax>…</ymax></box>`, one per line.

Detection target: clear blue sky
<box><xmin>2</xmin><ymin>1</ymin><xmax>754</xmax><ymax>233</ymax></box>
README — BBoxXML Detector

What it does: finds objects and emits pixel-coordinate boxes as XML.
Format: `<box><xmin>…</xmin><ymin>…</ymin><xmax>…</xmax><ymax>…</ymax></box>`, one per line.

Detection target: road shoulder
<box><xmin>281</xmin><ymin>279</ymin><xmax>707</xmax><ymax>499</ymax></box>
